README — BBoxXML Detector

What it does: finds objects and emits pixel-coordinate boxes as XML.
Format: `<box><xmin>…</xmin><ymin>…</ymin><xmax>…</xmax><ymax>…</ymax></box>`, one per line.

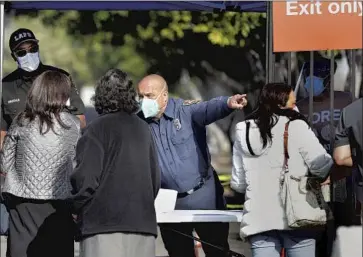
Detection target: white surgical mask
<box><xmin>140</xmin><ymin>86</ymin><xmax>166</xmax><ymax>119</ymax></box>
<box><xmin>17</xmin><ymin>52</ymin><xmax>40</xmax><ymax>72</ymax></box>
<box><xmin>141</xmin><ymin>98</ymin><xmax>160</xmax><ymax>118</ymax></box>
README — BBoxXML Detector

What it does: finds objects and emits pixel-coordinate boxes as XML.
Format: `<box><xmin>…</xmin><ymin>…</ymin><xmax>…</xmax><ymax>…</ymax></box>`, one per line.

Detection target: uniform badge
<box><xmin>183</xmin><ymin>99</ymin><xmax>201</xmax><ymax>106</ymax></box>
<box><xmin>173</xmin><ymin>119</ymin><xmax>181</xmax><ymax>130</ymax></box>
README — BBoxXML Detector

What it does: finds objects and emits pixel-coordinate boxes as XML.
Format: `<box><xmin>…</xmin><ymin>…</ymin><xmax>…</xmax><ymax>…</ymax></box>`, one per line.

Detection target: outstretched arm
<box><xmin>333</xmin><ymin>110</ymin><xmax>352</xmax><ymax>167</ymax></box>
<box><xmin>190</xmin><ymin>94</ymin><xmax>247</xmax><ymax>126</ymax></box>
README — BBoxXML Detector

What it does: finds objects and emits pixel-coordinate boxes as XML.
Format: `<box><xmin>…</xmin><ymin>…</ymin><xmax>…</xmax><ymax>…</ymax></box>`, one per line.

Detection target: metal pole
<box><xmin>309</xmin><ymin>51</ymin><xmax>314</xmax><ymax>125</ymax></box>
<box><xmin>330</xmin><ymin>52</ymin><xmax>335</xmax><ymax>151</ymax></box>
<box><xmin>265</xmin><ymin>1</ymin><xmax>270</xmax><ymax>84</ymax></box>
<box><xmin>269</xmin><ymin>3</ymin><xmax>275</xmax><ymax>82</ymax></box>
<box><xmin>287</xmin><ymin>52</ymin><xmax>292</xmax><ymax>86</ymax></box>
<box><xmin>0</xmin><ymin>2</ymin><xmax>4</xmax><ymax>133</ymax></box>
<box><xmin>350</xmin><ymin>50</ymin><xmax>357</xmax><ymax>100</ymax></box>
<box><xmin>265</xmin><ymin>1</ymin><xmax>275</xmax><ymax>83</ymax></box>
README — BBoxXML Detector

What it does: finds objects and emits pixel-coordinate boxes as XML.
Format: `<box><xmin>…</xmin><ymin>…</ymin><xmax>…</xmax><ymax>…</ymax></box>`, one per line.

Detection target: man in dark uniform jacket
<box><xmin>334</xmin><ymin>98</ymin><xmax>363</xmax><ymax>224</ymax></box>
<box><xmin>1</xmin><ymin>28</ymin><xmax>86</xmax><ymax>146</ymax></box>
<box><xmin>296</xmin><ymin>60</ymin><xmax>354</xmax><ymax>257</ymax></box>
<box><xmin>137</xmin><ymin>74</ymin><xmax>248</xmax><ymax>257</ymax></box>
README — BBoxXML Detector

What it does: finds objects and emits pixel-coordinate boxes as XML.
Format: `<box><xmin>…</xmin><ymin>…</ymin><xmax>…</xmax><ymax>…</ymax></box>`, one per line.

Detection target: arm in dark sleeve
<box><xmin>68</xmin><ymin>76</ymin><xmax>86</xmax><ymax>128</ymax></box>
<box><xmin>1</xmin><ymin>100</ymin><xmax>11</xmax><ymax>148</ymax></box>
<box><xmin>70</xmin><ymin>129</ymin><xmax>104</xmax><ymax>214</ymax></box>
<box><xmin>190</xmin><ymin>96</ymin><xmax>233</xmax><ymax>126</ymax></box>
<box><xmin>333</xmin><ymin>109</ymin><xmax>353</xmax><ymax>166</ymax></box>
<box><xmin>334</xmin><ymin>110</ymin><xmax>350</xmax><ymax>148</ymax></box>
<box><xmin>69</xmin><ymin>76</ymin><xmax>86</xmax><ymax>116</ymax></box>
<box><xmin>1</xmin><ymin>100</ymin><xmax>8</xmax><ymax>131</ymax></box>
<box><xmin>150</xmin><ymin>138</ymin><xmax>161</xmax><ymax>198</ymax></box>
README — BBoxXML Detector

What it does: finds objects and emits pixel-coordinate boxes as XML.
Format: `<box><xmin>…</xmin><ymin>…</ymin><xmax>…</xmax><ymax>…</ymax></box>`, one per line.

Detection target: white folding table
<box><xmin>157</xmin><ymin>210</ymin><xmax>244</xmax><ymax>257</ymax></box>
<box><xmin>157</xmin><ymin>210</ymin><xmax>242</xmax><ymax>223</ymax></box>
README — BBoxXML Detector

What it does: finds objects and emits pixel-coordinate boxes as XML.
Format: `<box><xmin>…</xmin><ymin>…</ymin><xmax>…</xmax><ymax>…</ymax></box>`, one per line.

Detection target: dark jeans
<box><xmin>160</xmin><ymin>222</ymin><xmax>230</xmax><ymax>257</ymax></box>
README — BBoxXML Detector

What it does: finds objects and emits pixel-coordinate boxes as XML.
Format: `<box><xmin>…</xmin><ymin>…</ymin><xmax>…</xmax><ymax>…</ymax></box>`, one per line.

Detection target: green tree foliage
<box><xmin>12</xmin><ymin>10</ymin><xmax>266</xmax><ymax>83</ymax></box>
<box><xmin>8</xmin><ymin>9</ymin><xmax>266</xmax><ymax>100</ymax></box>
<box><xmin>35</xmin><ymin>10</ymin><xmax>265</xmax><ymax>47</ymax></box>
<box><xmin>4</xmin><ymin>11</ymin><xmax>149</xmax><ymax>86</ymax></box>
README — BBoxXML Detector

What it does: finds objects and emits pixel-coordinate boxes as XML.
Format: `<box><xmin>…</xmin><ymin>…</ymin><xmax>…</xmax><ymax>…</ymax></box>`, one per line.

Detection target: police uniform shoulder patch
<box><xmin>183</xmin><ymin>99</ymin><xmax>201</xmax><ymax>106</ymax></box>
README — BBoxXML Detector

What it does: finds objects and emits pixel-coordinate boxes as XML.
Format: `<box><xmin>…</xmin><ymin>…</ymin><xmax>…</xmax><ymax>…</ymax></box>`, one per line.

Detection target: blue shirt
<box><xmin>145</xmin><ymin>97</ymin><xmax>233</xmax><ymax>209</ymax></box>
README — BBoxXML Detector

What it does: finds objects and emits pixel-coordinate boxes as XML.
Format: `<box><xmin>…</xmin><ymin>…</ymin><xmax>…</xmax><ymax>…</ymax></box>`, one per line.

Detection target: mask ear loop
<box><xmin>156</xmin><ymin>84</ymin><xmax>168</xmax><ymax>110</ymax></box>
<box><xmin>321</xmin><ymin>74</ymin><xmax>331</xmax><ymax>93</ymax></box>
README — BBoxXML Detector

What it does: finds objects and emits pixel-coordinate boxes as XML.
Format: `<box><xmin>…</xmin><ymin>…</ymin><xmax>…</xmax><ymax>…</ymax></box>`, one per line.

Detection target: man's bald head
<box><xmin>138</xmin><ymin>74</ymin><xmax>168</xmax><ymax>94</ymax></box>
<box><xmin>138</xmin><ymin>74</ymin><xmax>169</xmax><ymax>119</ymax></box>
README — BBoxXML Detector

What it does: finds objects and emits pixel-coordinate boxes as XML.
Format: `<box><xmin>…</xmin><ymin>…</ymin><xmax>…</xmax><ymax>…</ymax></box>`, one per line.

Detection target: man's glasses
<box><xmin>14</xmin><ymin>45</ymin><xmax>39</xmax><ymax>58</ymax></box>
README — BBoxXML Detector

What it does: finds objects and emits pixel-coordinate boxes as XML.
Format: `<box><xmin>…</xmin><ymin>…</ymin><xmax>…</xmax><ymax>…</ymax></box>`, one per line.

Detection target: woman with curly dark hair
<box><xmin>70</xmin><ymin>69</ymin><xmax>160</xmax><ymax>257</ymax></box>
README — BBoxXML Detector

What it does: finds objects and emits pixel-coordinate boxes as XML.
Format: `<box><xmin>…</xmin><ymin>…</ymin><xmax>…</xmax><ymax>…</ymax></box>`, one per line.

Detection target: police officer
<box><xmin>334</xmin><ymin>98</ymin><xmax>363</xmax><ymax>224</ymax></box>
<box><xmin>296</xmin><ymin>60</ymin><xmax>353</xmax><ymax>257</ymax></box>
<box><xmin>1</xmin><ymin>28</ymin><xmax>86</xmax><ymax>146</ymax></box>
<box><xmin>137</xmin><ymin>74</ymin><xmax>247</xmax><ymax>257</ymax></box>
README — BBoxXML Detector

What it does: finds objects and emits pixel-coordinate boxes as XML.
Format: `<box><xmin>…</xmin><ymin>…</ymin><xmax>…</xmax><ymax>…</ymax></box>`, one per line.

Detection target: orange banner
<box><xmin>273</xmin><ymin>1</ymin><xmax>363</xmax><ymax>52</ymax></box>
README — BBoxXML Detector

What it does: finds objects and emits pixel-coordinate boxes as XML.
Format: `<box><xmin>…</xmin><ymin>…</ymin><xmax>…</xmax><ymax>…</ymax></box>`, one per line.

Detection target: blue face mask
<box><xmin>304</xmin><ymin>76</ymin><xmax>327</xmax><ymax>97</ymax></box>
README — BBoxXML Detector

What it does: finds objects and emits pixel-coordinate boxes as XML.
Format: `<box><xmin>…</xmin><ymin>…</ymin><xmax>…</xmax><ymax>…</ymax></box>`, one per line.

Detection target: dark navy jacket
<box><xmin>145</xmin><ymin>96</ymin><xmax>233</xmax><ymax>209</ymax></box>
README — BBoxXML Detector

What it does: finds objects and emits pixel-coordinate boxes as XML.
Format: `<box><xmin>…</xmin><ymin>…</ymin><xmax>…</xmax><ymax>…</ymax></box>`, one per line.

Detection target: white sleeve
<box><xmin>231</xmin><ymin>123</ymin><xmax>247</xmax><ymax>193</ymax></box>
<box><xmin>290</xmin><ymin>120</ymin><xmax>333</xmax><ymax>178</ymax></box>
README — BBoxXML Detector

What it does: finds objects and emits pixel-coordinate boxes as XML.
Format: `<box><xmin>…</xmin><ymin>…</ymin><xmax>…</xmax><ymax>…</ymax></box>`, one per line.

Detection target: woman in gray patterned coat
<box><xmin>1</xmin><ymin>70</ymin><xmax>81</xmax><ymax>257</ymax></box>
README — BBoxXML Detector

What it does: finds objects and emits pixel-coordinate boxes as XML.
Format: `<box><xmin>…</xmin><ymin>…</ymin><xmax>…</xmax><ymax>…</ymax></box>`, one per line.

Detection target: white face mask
<box><xmin>17</xmin><ymin>52</ymin><xmax>40</xmax><ymax>72</ymax></box>
<box><xmin>140</xmin><ymin>85</ymin><xmax>166</xmax><ymax>119</ymax></box>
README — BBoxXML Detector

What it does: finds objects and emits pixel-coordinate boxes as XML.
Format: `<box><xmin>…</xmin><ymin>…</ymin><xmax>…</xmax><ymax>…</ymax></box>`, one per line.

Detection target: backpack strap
<box><xmin>246</xmin><ymin>122</ymin><xmax>256</xmax><ymax>156</ymax></box>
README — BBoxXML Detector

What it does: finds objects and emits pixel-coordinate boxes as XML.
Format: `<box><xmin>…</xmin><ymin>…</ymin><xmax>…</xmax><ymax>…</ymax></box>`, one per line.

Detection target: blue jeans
<box><xmin>249</xmin><ymin>230</ymin><xmax>316</xmax><ymax>257</ymax></box>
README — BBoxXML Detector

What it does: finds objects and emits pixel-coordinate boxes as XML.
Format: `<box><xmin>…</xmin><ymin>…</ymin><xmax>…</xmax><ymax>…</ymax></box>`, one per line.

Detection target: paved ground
<box><xmin>0</xmin><ymin>223</ymin><xmax>251</xmax><ymax>257</ymax></box>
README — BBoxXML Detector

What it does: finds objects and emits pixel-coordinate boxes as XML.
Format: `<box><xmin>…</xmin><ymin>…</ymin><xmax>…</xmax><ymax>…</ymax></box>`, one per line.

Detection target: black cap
<box><xmin>9</xmin><ymin>28</ymin><xmax>39</xmax><ymax>51</ymax></box>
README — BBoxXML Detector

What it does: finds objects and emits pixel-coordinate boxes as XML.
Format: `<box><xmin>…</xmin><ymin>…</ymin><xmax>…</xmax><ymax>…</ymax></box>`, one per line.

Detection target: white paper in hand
<box><xmin>154</xmin><ymin>189</ymin><xmax>177</xmax><ymax>213</ymax></box>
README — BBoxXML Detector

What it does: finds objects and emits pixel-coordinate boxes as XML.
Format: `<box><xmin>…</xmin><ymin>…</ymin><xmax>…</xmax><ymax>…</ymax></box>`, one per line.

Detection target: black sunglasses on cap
<box><xmin>14</xmin><ymin>45</ymin><xmax>39</xmax><ymax>58</ymax></box>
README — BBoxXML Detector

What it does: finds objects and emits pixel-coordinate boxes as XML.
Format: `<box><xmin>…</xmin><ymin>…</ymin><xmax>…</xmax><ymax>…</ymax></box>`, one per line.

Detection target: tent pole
<box><xmin>0</xmin><ymin>1</ymin><xmax>4</xmax><ymax>131</ymax></box>
<box><xmin>265</xmin><ymin>1</ymin><xmax>270</xmax><ymax>84</ymax></box>
<box><xmin>350</xmin><ymin>50</ymin><xmax>357</xmax><ymax>100</ymax></box>
<box><xmin>287</xmin><ymin>52</ymin><xmax>292</xmax><ymax>86</ymax></box>
<box><xmin>308</xmin><ymin>51</ymin><xmax>314</xmax><ymax>125</ymax></box>
<box><xmin>268</xmin><ymin>2</ymin><xmax>275</xmax><ymax>83</ymax></box>
<box><xmin>330</xmin><ymin>51</ymin><xmax>335</xmax><ymax>150</ymax></box>
<box><xmin>265</xmin><ymin>1</ymin><xmax>275</xmax><ymax>84</ymax></box>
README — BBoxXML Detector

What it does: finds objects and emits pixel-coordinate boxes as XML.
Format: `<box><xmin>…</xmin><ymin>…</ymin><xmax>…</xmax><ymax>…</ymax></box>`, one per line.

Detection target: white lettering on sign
<box><xmin>286</xmin><ymin>1</ymin><xmax>322</xmax><ymax>15</ymax></box>
<box><xmin>311</xmin><ymin>109</ymin><xmax>341</xmax><ymax>125</ymax></box>
<box><xmin>286</xmin><ymin>1</ymin><xmax>362</xmax><ymax>16</ymax></box>
<box><xmin>14</xmin><ymin>32</ymin><xmax>34</xmax><ymax>42</ymax></box>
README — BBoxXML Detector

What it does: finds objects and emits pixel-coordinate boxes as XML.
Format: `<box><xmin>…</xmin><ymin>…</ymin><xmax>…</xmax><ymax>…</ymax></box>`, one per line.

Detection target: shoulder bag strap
<box><xmin>283</xmin><ymin>122</ymin><xmax>290</xmax><ymax>168</ymax></box>
<box><xmin>280</xmin><ymin>122</ymin><xmax>290</xmax><ymax>186</ymax></box>
<box><xmin>246</xmin><ymin>122</ymin><xmax>255</xmax><ymax>156</ymax></box>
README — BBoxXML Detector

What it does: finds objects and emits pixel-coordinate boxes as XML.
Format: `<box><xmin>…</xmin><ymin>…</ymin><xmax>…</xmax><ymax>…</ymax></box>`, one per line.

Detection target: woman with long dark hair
<box><xmin>231</xmin><ymin>83</ymin><xmax>333</xmax><ymax>257</ymax></box>
<box><xmin>1</xmin><ymin>70</ymin><xmax>81</xmax><ymax>257</ymax></box>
